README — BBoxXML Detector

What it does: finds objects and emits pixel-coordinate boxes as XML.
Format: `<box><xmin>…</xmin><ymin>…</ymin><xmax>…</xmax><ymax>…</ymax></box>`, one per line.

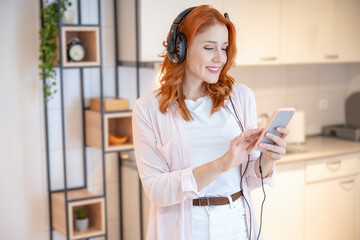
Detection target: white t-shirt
<box><xmin>185</xmin><ymin>96</ymin><xmax>242</xmax><ymax>197</ymax></box>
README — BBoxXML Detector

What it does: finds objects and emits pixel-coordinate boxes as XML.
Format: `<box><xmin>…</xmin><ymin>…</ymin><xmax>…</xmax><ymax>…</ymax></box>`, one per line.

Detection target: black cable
<box><xmin>229</xmin><ymin>96</ymin><xmax>252</xmax><ymax>240</ymax></box>
<box><xmin>257</xmin><ymin>152</ymin><xmax>266</xmax><ymax>240</ymax></box>
<box><xmin>240</xmin><ymin>155</ymin><xmax>251</xmax><ymax>240</ymax></box>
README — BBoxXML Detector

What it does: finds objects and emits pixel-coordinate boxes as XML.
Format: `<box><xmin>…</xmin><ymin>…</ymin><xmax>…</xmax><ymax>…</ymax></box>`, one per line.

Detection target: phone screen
<box><xmin>254</xmin><ymin>108</ymin><xmax>295</xmax><ymax>151</ymax></box>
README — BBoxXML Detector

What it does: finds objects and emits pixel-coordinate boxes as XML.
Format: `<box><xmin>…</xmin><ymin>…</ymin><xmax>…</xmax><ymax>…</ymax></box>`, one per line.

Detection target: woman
<box><xmin>132</xmin><ymin>5</ymin><xmax>289</xmax><ymax>240</ymax></box>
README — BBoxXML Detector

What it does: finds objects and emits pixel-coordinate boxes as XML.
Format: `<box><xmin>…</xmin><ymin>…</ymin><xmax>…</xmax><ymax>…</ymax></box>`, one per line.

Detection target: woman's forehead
<box><xmin>194</xmin><ymin>24</ymin><xmax>229</xmax><ymax>43</ymax></box>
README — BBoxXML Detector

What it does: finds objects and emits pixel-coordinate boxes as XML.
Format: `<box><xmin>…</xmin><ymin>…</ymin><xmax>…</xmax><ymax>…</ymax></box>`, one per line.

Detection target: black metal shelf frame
<box><xmin>41</xmin><ymin>0</ymin><xmax>145</xmax><ymax>239</ymax></box>
<box><xmin>41</xmin><ymin>0</ymin><xmax>117</xmax><ymax>239</ymax></box>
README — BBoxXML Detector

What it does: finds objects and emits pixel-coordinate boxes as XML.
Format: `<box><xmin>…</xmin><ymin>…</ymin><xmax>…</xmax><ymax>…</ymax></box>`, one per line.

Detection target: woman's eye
<box><xmin>222</xmin><ymin>48</ymin><xmax>227</xmax><ymax>51</ymax></box>
<box><xmin>204</xmin><ymin>47</ymin><xmax>213</xmax><ymax>50</ymax></box>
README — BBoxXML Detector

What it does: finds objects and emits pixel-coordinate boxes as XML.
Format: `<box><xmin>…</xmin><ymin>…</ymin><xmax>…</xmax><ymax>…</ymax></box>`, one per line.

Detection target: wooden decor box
<box><xmin>90</xmin><ymin>97</ymin><xmax>129</xmax><ymax>112</ymax></box>
<box><xmin>61</xmin><ymin>26</ymin><xmax>100</xmax><ymax>67</ymax></box>
<box><xmin>51</xmin><ymin>189</ymin><xmax>105</xmax><ymax>239</ymax></box>
<box><xmin>85</xmin><ymin>110</ymin><xmax>134</xmax><ymax>152</ymax></box>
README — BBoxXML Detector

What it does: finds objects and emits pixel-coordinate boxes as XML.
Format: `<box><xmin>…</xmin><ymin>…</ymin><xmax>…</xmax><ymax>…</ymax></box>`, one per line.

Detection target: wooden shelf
<box><xmin>90</xmin><ymin>97</ymin><xmax>129</xmax><ymax>112</ymax></box>
<box><xmin>85</xmin><ymin>110</ymin><xmax>134</xmax><ymax>152</ymax></box>
<box><xmin>51</xmin><ymin>189</ymin><xmax>105</xmax><ymax>240</ymax></box>
<box><xmin>61</xmin><ymin>26</ymin><xmax>100</xmax><ymax>67</ymax></box>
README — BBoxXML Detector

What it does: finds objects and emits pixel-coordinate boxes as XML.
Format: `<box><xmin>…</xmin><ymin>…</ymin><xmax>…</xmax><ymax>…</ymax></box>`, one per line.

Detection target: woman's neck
<box><xmin>183</xmin><ymin>78</ymin><xmax>206</xmax><ymax>101</ymax></box>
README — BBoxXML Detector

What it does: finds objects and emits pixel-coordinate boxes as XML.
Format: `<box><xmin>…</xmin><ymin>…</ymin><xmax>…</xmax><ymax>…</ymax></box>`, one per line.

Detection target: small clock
<box><xmin>67</xmin><ymin>38</ymin><xmax>85</xmax><ymax>62</ymax></box>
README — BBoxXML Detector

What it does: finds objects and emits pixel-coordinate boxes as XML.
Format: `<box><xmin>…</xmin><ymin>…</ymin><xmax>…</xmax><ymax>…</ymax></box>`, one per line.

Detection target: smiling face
<box><xmin>184</xmin><ymin>23</ymin><xmax>229</xmax><ymax>88</ymax></box>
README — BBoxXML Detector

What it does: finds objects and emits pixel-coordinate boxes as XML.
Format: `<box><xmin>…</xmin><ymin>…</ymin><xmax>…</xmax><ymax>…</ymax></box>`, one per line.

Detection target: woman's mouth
<box><xmin>206</xmin><ymin>66</ymin><xmax>221</xmax><ymax>74</ymax></box>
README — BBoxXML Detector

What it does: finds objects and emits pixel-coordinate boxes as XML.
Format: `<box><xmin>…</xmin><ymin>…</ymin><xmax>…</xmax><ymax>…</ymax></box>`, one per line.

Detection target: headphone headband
<box><xmin>173</xmin><ymin>7</ymin><xmax>196</xmax><ymax>24</ymax></box>
<box><xmin>166</xmin><ymin>7</ymin><xmax>230</xmax><ymax>63</ymax></box>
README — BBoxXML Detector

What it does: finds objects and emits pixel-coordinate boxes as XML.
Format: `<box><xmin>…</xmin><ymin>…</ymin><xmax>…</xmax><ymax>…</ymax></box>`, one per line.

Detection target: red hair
<box><xmin>156</xmin><ymin>5</ymin><xmax>237</xmax><ymax>121</ymax></box>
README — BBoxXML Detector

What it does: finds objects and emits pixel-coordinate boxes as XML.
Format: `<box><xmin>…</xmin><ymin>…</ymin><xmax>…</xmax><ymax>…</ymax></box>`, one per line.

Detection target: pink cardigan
<box><xmin>132</xmin><ymin>83</ymin><xmax>276</xmax><ymax>240</ymax></box>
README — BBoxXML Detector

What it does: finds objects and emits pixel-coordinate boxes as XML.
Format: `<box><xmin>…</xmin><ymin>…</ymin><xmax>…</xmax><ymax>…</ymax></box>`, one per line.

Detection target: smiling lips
<box><xmin>206</xmin><ymin>66</ymin><xmax>221</xmax><ymax>74</ymax></box>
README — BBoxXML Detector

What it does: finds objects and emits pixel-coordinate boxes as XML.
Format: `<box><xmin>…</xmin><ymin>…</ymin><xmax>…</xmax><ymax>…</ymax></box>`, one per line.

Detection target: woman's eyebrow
<box><xmin>203</xmin><ymin>41</ymin><xmax>229</xmax><ymax>44</ymax></box>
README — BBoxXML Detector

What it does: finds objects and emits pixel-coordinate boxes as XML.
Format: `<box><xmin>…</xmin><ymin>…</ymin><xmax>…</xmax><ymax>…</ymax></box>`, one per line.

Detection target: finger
<box><xmin>235</xmin><ymin>130</ymin><xmax>260</xmax><ymax>145</ymax></box>
<box><xmin>259</xmin><ymin>142</ymin><xmax>286</xmax><ymax>155</ymax></box>
<box><xmin>244</xmin><ymin>133</ymin><xmax>262</xmax><ymax>143</ymax></box>
<box><xmin>261</xmin><ymin>150</ymin><xmax>282</xmax><ymax>161</ymax></box>
<box><xmin>277</xmin><ymin>127</ymin><xmax>290</xmax><ymax>137</ymax></box>
<box><xmin>237</xmin><ymin>134</ymin><xmax>259</xmax><ymax>149</ymax></box>
<box><xmin>265</xmin><ymin>132</ymin><xmax>286</xmax><ymax>147</ymax></box>
<box><xmin>246</xmin><ymin>138</ymin><xmax>259</xmax><ymax>152</ymax></box>
<box><xmin>243</xmin><ymin>128</ymin><xmax>262</xmax><ymax>138</ymax></box>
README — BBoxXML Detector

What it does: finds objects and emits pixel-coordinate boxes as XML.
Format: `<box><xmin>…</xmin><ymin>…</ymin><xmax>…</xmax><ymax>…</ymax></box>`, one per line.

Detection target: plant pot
<box><xmin>75</xmin><ymin>218</ymin><xmax>89</xmax><ymax>232</ymax></box>
<box><xmin>62</xmin><ymin>10</ymin><xmax>75</xmax><ymax>24</ymax></box>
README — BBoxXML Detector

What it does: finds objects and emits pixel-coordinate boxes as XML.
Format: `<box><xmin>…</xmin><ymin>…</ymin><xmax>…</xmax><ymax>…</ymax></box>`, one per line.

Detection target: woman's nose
<box><xmin>213</xmin><ymin>48</ymin><xmax>226</xmax><ymax>63</ymax></box>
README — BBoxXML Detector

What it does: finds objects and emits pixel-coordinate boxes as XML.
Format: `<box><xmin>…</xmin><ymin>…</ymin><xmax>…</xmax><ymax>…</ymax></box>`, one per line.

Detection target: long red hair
<box><xmin>156</xmin><ymin>5</ymin><xmax>237</xmax><ymax>121</ymax></box>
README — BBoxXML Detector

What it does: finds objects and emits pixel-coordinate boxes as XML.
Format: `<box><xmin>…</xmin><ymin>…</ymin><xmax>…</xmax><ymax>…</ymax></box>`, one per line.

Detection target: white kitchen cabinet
<box><xmin>121</xmin><ymin>162</ymin><xmax>150</xmax><ymax>240</ymax></box>
<box><xmin>117</xmin><ymin>0</ymin><xmax>222</xmax><ymax>62</ymax></box>
<box><xmin>304</xmin><ymin>154</ymin><xmax>360</xmax><ymax>240</ymax></box>
<box><xmin>333</xmin><ymin>0</ymin><xmax>360</xmax><ymax>62</ymax></box>
<box><xmin>118</xmin><ymin>0</ymin><xmax>360</xmax><ymax>64</ymax></box>
<box><xmin>222</xmin><ymin>0</ymin><xmax>280</xmax><ymax>65</ymax></box>
<box><xmin>305</xmin><ymin>176</ymin><xmax>358</xmax><ymax>240</ymax></box>
<box><xmin>251</xmin><ymin>161</ymin><xmax>306</xmax><ymax>240</ymax></box>
<box><xmin>281</xmin><ymin>0</ymin><xmax>336</xmax><ymax>63</ymax></box>
<box><xmin>281</xmin><ymin>0</ymin><xmax>360</xmax><ymax>64</ymax></box>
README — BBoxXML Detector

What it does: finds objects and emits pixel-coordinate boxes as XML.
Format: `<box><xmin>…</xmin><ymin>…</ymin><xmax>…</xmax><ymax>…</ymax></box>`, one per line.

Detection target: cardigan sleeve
<box><xmin>240</xmin><ymin>86</ymin><xmax>276</xmax><ymax>191</ymax></box>
<box><xmin>132</xmin><ymin>99</ymin><xmax>206</xmax><ymax>207</ymax></box>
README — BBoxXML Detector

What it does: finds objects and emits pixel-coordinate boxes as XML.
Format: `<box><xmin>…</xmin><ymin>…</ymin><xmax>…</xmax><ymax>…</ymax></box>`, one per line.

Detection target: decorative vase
<box><xmin>62</xmin><ymin>10</ymin><xmax>75</xmax><ymax>24</ymax></box>
<box><xmin>75</xmin><ymin>218</ymin><xmax>89</xmax><ymax>232</ymax></box>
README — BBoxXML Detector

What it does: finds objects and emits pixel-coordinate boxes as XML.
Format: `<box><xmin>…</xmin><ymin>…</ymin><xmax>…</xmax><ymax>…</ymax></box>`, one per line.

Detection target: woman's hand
<box><xmin>220</xmin><ymin>128</ymin><xmax>262</xmax><ymax>172</ymax></box>
<box><xmin>259</xmin><ymin>127</ymin><xmax>290</xmax><ymax>162</ymax></box>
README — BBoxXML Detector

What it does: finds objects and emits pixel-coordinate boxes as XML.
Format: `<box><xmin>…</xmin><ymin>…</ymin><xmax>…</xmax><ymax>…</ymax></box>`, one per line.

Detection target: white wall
<box><xmin>0</xmin><ymin>0</ymin><xmax>47</xmax><ymax>239</ymax></box>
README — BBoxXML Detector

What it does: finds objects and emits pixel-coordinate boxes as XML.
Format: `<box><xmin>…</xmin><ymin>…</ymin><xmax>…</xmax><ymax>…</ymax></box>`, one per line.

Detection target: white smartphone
<box><xmin>254</xmin><ymin>108</ymin><xmax>296</xmax><ymax>151</ymax></box>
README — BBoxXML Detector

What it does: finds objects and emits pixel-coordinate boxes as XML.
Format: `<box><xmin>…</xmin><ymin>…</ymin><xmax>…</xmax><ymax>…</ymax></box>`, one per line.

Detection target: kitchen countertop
<box><xmin>121</xmin><ymin>136</ymin><xmax>360</xmax><ymax>167</ymax></box>
<box><xmin>280</xmin><ymin>135</ymin><xmax>360</xmax><ymax>164</ymax></box>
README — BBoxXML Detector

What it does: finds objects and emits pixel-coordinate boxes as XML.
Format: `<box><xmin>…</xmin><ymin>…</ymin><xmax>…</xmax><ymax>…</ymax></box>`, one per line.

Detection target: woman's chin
<box><xmin>204</xmin><ymin>78</ymin><xmax>220</xmax><ymax>84</ymax></box>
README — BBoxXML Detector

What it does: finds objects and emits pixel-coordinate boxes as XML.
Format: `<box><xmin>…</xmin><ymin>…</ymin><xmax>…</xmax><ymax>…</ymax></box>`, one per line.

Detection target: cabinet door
<box><xmin>121</xmin><ymin>165</ymin><xmax>142</xmax><ymax>240</ymax></box>
<box><xmin>121</xmin><ymin>163</ymin><xmax>151</xmax><ymax>240</ymax></box>
<box><xmin>139</xmin><ymin>0</ymin><xmax>222</xmax><ymax>62</ymax></box>
<box><xmin>223</xmin><ymin>0</ymin><xmax>280</xmax><ymax>65</ymax></box>
<box><xmin>281</xmin><ymin>0</ymin><xmax>336</xmax><ymax>63</ymax></box>
<box><xmin>251</xmin><ymin>162</ymin><xmax>305</xmax><ymax>240</ymax></box>
<box><xmin>305</xmin><ymin>176</ymin><xmax>357</xmax><ymax>240</ymax></box>
<box><xmin>333</xmin><ymin>0</ymin><xmax>360</xmax><ymax>62</ymax></box>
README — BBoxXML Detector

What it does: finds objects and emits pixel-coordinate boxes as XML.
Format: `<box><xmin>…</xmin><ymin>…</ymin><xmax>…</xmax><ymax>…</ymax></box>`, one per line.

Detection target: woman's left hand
<box><xmin>259</xmin><ymin>127</ymin><xmax>290</xmax><ymax>162</ymax></box>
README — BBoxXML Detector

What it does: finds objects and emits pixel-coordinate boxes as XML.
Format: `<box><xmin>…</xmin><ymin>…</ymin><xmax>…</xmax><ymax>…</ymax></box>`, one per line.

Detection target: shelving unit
<box><xmin>41</xmin><ymin>0</ymin><xmax>142</xmax><ymax>239</ymax></box>
<box><xmin>40</xmin><ymin>0</ymin><xmax>113</xmax><ymax>239</ymax></box>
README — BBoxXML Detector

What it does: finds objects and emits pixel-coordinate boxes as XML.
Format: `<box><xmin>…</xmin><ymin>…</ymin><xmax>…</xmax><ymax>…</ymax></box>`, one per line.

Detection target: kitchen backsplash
<box><xmin>118</xmin><ymin>63</ymin><xmax>360</xmax><ymax>136</ymax></box>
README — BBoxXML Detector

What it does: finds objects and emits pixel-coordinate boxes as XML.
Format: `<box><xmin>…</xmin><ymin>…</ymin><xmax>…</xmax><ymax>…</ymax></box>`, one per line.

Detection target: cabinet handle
<box><xmin>326</xmin><ymin>160</ymin><xmax>341</xmax><ymax>171</ymax></box>
<box><xmin>260</xmin><ymin>56</ymin><xmax>277</xmax><ymax>61</ymax></box>
<box><xmin>324</xmin><ymin>54</ymin><xmax>339</xmax><ymax>59</ymax></box>
<box><xmin>339</xmin><ymin>179</ymin><xmax>355</xmax><ymax>191</ymax></box>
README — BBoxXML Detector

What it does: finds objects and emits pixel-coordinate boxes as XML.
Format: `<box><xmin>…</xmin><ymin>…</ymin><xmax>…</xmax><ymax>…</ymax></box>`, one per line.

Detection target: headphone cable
<box><xmin>240</xmin><ymin>155</ymin><xmax>252</xmax><ymax>240</ymax></box>
<box><xmin>230</xmin><ymin>96</ymin><xmax>252</xmax><ymax>240</ymax></box>
<box><xmin>257</xmin><ymin>152</ymin><xmax>266</xmax><ymax>240</ymax></box>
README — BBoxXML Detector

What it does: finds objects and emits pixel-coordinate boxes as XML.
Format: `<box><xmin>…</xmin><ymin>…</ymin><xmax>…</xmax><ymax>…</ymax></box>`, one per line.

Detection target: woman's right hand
<box><xmin>220</xmin><ymin>128</ymin><xmax>262</xmax><ymax>172</ymax></box>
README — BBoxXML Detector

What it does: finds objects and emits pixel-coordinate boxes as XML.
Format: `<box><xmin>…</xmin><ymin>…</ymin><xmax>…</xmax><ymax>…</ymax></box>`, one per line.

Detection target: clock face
<box><xmin>69</xmin><ymin>44</ymin><xmax>85</xmax><ymax>61</ymax></box>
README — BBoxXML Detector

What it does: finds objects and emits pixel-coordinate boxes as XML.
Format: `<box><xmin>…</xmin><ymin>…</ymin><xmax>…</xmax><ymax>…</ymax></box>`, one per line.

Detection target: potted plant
<box><xmin>75</xmin><ymin>207</ymin><xmax>89</xmax><ymax>232</ymax></box>
<box><xmin>39</xmin><ymin>0</ymin><xmax>72</xmax><ymax>101</ymax></box>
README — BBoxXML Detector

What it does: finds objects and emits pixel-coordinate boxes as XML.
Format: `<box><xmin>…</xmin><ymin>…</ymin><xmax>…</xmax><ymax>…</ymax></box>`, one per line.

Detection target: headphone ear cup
<box><xmin>175</xmin><ymin>33</ymin><xmax>187</xmax><ymax>63</ymax></box>
<box><xmin>167</xmin><ymin>48</ymin><xmax>177</xmax><ymax>63</ymax></box>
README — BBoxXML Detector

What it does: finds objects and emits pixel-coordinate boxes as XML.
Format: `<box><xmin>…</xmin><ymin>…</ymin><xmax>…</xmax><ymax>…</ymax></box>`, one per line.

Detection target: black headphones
<box><xmin>166</xmin><ymin>7</ymin><xmax>230</xmax><ymax>63</ymax></box>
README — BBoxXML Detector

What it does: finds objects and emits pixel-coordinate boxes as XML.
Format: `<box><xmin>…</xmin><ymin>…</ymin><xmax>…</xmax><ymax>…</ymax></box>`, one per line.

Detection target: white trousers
<box><xmin>192</xmin><ymin>196</ymin><xmax>248</xmax><ymax>240</ymax></box>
